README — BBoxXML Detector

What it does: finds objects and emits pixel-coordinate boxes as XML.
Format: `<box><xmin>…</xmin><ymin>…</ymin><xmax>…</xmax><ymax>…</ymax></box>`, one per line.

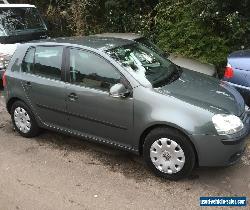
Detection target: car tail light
<box><xmin>2</xmin><ymin>71</ymin><xmax>7</xmax><ymax>88</ymax></box>
<box><xmin>224</xmin><ymin>64</ymin><xmax>234</xmax><ymax>79</ymax></box>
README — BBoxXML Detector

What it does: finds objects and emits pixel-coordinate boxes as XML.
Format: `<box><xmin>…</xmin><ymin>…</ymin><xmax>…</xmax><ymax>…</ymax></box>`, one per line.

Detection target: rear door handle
<box><xmin>68</xmin><ymin>93</ymin><xmax>78</xmax><ymax>101</ymax></box>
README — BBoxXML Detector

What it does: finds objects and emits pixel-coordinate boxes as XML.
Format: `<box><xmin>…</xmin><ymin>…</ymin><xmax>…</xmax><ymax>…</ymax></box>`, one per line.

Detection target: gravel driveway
<box><xmin>0</xmin><ymin>90</ymin><xmax>249</xmax><ymax>210</ymax></box>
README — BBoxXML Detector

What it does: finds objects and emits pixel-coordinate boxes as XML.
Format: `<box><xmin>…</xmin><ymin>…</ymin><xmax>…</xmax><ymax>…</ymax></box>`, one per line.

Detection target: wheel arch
<box><xmin>138</xmin><ymin>124</ymin><xmax>199</xmax><ymax>165</ymax></box>
<box><xmin>6</xmin><ymin>97</ymin><xmax>23</xmax><ymax>113</ymax></box>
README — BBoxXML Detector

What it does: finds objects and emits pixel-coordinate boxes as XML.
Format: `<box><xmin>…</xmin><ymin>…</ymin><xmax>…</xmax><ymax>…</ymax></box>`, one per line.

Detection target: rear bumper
<box><xmin>190</xmin><ymin>113</ymin><xmax>250</xmax><ymax>167</ymax></box>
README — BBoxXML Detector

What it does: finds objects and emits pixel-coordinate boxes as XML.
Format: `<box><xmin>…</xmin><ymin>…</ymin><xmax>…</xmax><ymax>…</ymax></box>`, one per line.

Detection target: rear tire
<box><xmin>143</xmin><ymin>127</ymin><xmax>196</xmax><ymax>180</ymax></box>
<box><xmin>11</xmin><ymin>101</ymin><xmax>40</xmax><ymax>138</ymax></box>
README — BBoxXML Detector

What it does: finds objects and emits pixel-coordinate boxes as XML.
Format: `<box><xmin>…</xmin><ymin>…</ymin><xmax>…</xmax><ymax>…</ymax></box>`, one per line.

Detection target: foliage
<box><xmin>155</xmin><ymin>1</ymin><xmax>225</xmax><ymax>68</ymax></box>
<box><xmin>8</xmin><ymin>0</ymin><xmax>250</xmax><ymax>72</ymax></box>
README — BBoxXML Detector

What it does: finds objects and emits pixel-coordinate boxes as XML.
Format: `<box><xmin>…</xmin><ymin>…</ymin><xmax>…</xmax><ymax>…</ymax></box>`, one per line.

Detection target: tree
<box><xmin>6</xmin><ymin>0</ymin><xmax>250</xmax><ymax>70</ymax></box>
<box><xmin>154</xmin><ymin>0</ymin><xmax>250</xmax><ymax>70</ymax></box>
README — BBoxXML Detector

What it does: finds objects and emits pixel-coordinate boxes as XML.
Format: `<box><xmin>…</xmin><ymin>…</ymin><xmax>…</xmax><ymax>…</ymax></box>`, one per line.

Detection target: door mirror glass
<box><xmin>109</xmin><ymin>83</ymin><xmax>130</xmax><ymax>98</ymax></box>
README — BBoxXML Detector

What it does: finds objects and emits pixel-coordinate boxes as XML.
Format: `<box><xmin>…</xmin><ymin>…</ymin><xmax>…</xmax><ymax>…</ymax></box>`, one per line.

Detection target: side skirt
<box><xmin>40</xmin><ymin>123</ymin><xmax>139</xmax><ymax>154</ymax></box>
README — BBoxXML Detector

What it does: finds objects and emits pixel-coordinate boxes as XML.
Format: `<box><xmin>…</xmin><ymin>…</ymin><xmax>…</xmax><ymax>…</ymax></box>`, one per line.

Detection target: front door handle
<box><xmin>68</xmin><ymin>93</ymin><xmax>78</xmax><ymax>101</ymax></box>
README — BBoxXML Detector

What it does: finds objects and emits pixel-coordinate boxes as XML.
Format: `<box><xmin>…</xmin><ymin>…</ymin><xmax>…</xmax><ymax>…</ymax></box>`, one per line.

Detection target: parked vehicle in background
<box><xmin>3</xmin><ymin>36</ymin><xmax>249</xmax><ymax>180</ymax></box>
<box><xmin>93</xmin><ymin>33</ymin><xmax>218</xmax><ymax>77</ymax></box>
<box><xmin>0</xmin><ymin>0</ymin><xmax>9</xmax><ymax>4</ymax></box>
<box><xmin>222</xmin><ymin>50</ymin><xmax>250</xmax><ymax>106</ymax></box>
<box><xmin>0</xmin><ymin>1</ymin><xmax>47</xmax><ymax>86</ymax></box>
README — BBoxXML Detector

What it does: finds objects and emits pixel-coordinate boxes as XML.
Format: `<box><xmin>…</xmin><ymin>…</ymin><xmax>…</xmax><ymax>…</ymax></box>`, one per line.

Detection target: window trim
<box><xmin>65</xmin><ymin>46</ymin><xmax>133</xmax><ymax>93</ymax></box>
<box><xmin>21</xmin><ymin>45</ymin><xmax>65</xmax><ymax>82</ymax></box>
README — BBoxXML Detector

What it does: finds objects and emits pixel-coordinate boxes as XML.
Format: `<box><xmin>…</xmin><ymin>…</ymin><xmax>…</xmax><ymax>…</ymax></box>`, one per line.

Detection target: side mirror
<box><xmin>109</xmin><ymin>83</ymin><xmax>130</xmax><ymax>98</ymax></box>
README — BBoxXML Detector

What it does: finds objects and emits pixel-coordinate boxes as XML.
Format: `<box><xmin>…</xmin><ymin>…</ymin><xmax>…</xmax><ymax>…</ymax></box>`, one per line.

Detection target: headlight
<box><xmin>212</xmin><ymin>114</ymin><xmax>244</xmax><ymax>135</ymax></box>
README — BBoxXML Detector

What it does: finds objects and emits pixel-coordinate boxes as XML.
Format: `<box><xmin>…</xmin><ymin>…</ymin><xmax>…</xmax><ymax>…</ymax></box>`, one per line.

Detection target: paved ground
<box><xmin>0</xmin><ymin>90</ymin><xmax>249</xmax><ymax>210</ymax></box>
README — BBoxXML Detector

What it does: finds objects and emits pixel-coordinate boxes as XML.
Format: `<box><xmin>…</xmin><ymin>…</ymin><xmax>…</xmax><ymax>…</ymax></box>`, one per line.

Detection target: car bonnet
<box><xmin>157</xmin><ymin>68</ymin><xmax>245</xmax><ymax>116</ymax></box>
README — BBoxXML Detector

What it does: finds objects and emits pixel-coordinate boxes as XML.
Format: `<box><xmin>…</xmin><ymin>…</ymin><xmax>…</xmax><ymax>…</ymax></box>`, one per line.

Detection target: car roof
<box><xmin>0</xmin><ymin>4</ymin><xmax>36</xmax><ymax>8</ymax></box>
<box><xmin>29</xmin><ymin>36</ymin><xmax>136</xmax><ymax>51</ymax></box>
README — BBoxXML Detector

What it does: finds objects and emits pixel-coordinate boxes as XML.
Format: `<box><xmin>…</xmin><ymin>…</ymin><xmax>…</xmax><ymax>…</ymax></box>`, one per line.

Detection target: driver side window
<box><xmin>69</xmin><ymin>48</ymin><xmax>121</xmax><ymax>91</ymax></box>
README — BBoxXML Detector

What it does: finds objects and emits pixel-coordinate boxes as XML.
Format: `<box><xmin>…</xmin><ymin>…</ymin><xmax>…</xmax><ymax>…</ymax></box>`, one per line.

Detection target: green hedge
<box><xmin>9</xmin><ymin>0</ymin><xmax>250</xmax><ymax>73</ymax></box>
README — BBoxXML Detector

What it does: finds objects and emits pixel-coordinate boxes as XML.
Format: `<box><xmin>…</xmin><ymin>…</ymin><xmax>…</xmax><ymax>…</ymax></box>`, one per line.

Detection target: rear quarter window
<box><xmin>22</xmin><ymin>47</ymin><xmax>35</xmax><ymax>73</ymax></box>
<box><xmin>21</xmin><ymin>46</ymin><xmax>63</xmax><ymax>81</ymax></box>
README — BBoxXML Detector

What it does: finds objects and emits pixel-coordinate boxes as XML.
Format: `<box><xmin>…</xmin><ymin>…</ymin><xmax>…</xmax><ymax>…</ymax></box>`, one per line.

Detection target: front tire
<box><xmin>11</xmin><ymin>101</ymin><xmax>40</xmax><ymax>138</ymax></box>
<box><xmin>143</xmin><ymin>127</ymin><xmax>196</xmax><ymax>180</ymax></box>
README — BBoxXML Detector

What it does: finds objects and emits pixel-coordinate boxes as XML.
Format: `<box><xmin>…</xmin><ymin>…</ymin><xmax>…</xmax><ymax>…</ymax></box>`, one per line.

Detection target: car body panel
<box><xmin>161</xmin><ymin>69</ymin><xmax>245</xmax><ymax>116</ymax></box>
<box><xmin>4</xmin><ymin>38</ymin><xmax>250</xmax><ymax>167</ymax></box>
<box><xmin>21</xmin><ymin>73</ymin><xmax>68</xmax><ymax>128</ymax></box>
<box><xmin>190</xmin><ymin>132</ymin><xmax>247</xmax><ymax>166</ymax></box>
<box><xmin>65</xmin><ymin>83</ymin><xmax>134</xmax><ymax>148</ymax></box>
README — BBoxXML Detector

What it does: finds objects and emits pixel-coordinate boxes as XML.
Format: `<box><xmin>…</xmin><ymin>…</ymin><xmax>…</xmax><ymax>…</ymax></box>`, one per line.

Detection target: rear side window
<box><xmin>34</xmin><ymin>46</ymin><xmax>63</xmax><ymax>80</ymax></box>
<box><xmin>22</xmin><ymin>47</ymin><xmax>35</xmax><ymax>73</ymax></box>
<box><xmin>22</xmin><ymin>46</ymin><xmax>63</xmax><ymax>81</ymax></box>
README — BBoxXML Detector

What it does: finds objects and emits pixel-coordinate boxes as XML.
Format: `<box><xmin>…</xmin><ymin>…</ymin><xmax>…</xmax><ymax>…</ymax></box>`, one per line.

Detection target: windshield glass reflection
<box><xmin>107</xmin><ymin>42</ymin><xmax>179</xmax><ymax>87</ymax></box>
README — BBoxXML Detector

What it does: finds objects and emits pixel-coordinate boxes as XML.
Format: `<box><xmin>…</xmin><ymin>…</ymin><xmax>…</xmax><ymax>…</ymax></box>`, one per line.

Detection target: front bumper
<box><xmin>190</xmin><ymin>112</ymin><xmax>250</xmax><ymax>167</ymax></box>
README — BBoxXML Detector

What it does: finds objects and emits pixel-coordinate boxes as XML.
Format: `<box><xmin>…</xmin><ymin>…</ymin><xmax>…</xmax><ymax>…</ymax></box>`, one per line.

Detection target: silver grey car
<box><xmin>3</xmin><ymin>36</ymin><xmax>250</xmax><ymax>180</ymax></box>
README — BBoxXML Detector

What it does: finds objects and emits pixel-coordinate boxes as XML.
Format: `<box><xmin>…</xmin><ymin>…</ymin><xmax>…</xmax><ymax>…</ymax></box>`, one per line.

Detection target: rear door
<box><xmin>21</xmin><ymin>45</ymin><xmax>68</xmax><ymax>128</ymax></box>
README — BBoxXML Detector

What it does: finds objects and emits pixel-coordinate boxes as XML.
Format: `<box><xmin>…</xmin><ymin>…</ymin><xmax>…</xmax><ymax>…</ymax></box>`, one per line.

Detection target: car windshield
<box><xmin>107</xmin><ymin>42</ymin><xmax>180</xmax><ymax>87</ymax></box>
<box><xmin>135</xmin><ymin>37</ymin><xmax>170</xmax><ymax>57</ymax></box>
<box><xmin>0</xmin><ymin>7</ymin><xmax>46</xmax><ymax>36</ymax></box>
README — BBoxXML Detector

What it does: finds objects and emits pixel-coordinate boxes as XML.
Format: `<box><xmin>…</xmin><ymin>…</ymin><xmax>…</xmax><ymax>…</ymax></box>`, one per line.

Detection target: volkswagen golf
<box><xmin>3</xmin><ymin>36</ymin><xmax>250</xmax><ymax>180</ymax></box>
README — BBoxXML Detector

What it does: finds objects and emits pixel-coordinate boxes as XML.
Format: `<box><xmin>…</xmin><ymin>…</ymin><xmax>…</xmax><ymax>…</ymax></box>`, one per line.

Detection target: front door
<box><xmin>21</xmin><ymin>45</ymin><xmax>68</xmax><ymax>128</ymax></box>
<box><xmin>65</xmin><ymin>48</ymin><xmax>134</xmax><ymax>148</ymax></box>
